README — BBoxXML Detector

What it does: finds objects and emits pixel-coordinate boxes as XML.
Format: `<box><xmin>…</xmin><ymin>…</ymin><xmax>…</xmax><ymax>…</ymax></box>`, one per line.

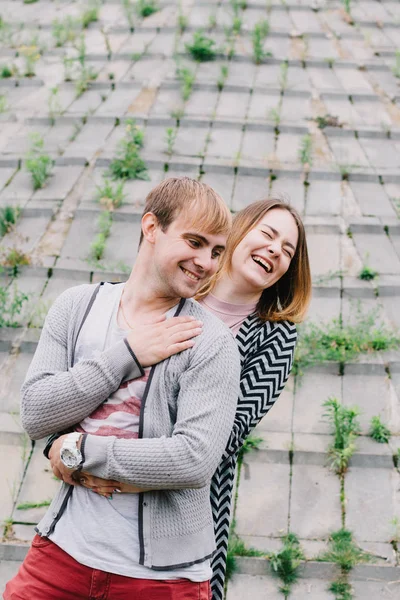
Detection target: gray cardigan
<box><xmin>21</xmin><ymin>283</ymin><xmax>241</xmax><ymax>569</ymax></box>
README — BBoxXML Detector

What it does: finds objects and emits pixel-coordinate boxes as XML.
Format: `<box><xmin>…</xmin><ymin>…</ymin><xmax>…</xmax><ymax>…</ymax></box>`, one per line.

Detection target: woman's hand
<box><xmin>75</xmin><ymin>471</ymin><xmax>145</xmax><ymax>498</ymax></box>
<box><xmin>126</xmin><ymin>315</ymin><xmax>203</xmax><ymax>367</ymax></box>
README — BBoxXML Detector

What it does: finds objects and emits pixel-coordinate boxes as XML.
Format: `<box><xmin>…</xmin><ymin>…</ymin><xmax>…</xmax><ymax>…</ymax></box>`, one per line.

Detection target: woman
<box><xmin>196</xmin><ymin>198</ymin><xmax>311</xmax><ymax>599</ymax></box>
<box><xmin>66</xmin><ymin>198</ymin><xmax>311</xmax><ymax>598</ymax></box>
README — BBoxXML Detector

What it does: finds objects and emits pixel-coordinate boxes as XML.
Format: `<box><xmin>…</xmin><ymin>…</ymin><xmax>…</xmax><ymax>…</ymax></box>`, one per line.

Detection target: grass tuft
<box><xmin>320</xmin><ymin>529</ymin><xmax>372</xmax><ymax>572</ymax></box>
<box><xmin>369</xmin><ymin>415</ymin><xmax>391</xmax><ymax>443</ymax></box>
<box><xmin>25</xmin><ymin>133</ymin><xmax>54</xmax><ymax>190</ymax></box>
<box><xmin>186</xmin><ymin>31</ymin><xmax>217</xmax><ymax>62</ymax></box>
<box><xmin>293</xmin><ymin>306</ymin><xmax>400</xmax><ymax>375</ymax></box>
<box><xmin>323</xmin><ymin>398</ymin><xmax>360</xmax><ymax>475</ymax></box>
<box><xmin>269</xmin><ymin>533</ymin><xmax>305</xmax><ymax>595</ymax></box>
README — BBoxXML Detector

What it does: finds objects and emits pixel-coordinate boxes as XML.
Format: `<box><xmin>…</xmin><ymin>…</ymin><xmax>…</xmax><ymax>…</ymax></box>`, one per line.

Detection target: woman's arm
<box><xmin>222</xmin><ymin>320</ymin><xmax>297</xmax><ymax>460</ymax></box>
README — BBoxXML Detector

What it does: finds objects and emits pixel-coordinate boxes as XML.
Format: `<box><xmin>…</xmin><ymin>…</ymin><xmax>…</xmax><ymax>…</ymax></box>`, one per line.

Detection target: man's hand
<box><xmin>126</xmin><ymin>315</ymin><xmax>203</xmax><ymax>367</ymax></box>
<box><xmin>49</xmin><ymin>434</ymin><xmax>80</xmax><ymax>486</ymax></box>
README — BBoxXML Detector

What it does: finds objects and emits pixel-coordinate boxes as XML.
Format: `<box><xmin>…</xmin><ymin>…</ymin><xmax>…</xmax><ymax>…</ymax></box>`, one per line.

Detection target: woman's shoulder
<box><xmin>239</xmin><ymin>316</ymin><xmax>297</xmax><ymax>347</ymax></box>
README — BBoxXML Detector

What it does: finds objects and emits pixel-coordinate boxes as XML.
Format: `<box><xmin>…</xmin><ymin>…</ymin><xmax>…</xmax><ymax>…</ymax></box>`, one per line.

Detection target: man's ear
<box><xmin>141</xmin><ymin>212</ymin><xmax>159</xmax><ymax>244</ymax></box>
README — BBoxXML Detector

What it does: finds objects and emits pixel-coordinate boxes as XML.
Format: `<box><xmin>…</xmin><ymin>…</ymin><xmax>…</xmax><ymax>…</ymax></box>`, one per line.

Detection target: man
<box><xmin>5</xmin><ymin>177</ymin><xmax>241</xmax><ymax>600</ymax></box>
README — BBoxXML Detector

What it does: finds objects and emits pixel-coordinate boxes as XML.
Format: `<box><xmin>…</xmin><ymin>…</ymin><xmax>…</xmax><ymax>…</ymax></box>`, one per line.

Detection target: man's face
<box><xmin>152</xmin><ymin>213</ymin><xmax>227</xmax><ymax>299</ymax></box>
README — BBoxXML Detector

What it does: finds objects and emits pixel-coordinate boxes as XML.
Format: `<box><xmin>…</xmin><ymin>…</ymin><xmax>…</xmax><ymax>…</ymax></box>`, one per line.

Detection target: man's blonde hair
<box><xmin>139</xmin><ymin>177</ymin><xmax>231</xmax><ymax>244</ymax></box>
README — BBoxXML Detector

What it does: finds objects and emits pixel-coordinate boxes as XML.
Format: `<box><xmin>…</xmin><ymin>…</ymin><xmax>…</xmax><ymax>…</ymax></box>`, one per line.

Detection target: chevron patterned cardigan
<box><xmin>210</xmin><ymin>315</ymin><xmax>297</xmax><ymax>600</ymax></box>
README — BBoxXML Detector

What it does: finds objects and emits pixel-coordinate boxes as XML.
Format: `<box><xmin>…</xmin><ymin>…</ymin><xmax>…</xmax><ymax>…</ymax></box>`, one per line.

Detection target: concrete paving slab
<box><xmin>215</xmin><ymin>91</ymin><xmax>250</xmax><ymax>121</ymax></box>
<box><xmin>241</xmin><ymin>130</ymin><xmax>275</xmax><ymax>164</ymax></box>
<box><xmin>235</xmin><ymin>460</ymin><xmax>290</xmax><ymax>538</ymax></box>
<box><xmin>226</xmin><ymin>573</ymin><xmax>282</xmax><ymax>600</ymax></box>
<box><xmin>172</xmin><ymin>124</ymin><xmax>210</xmax><ymax>159</ymax></box>
<box><xmin>293</xmin><ymin>366</ymin><xmax>342</xmax><ymax>435</ymax></box>
<box><xmin>290</xmin><ymin>464</ymin><xmax>342</xmax><ymax>539</ymax></box>
<box><xmin>350</xmin><ymin>181</ymin><xmax>397</xmax><ymax>217</ymax></box>
<box><xmin>345</xmin><ymin>467</ymin><xmax>400</xmax><ymax>543</ymax></box>
<box><xmin>184</xmin><ymin>90</ymin><xmax>219</xmax><ymax>119</ymax></box>
<box><xmin>351</xmin><ymin>231</ymin><xmax>400</xmax><ymax>274</ymax></box>
<box><xmin>270</xmin><ymin>175</ymin><xmax>305</xmax><ymax>214</ymax></box>
<box><xmin>0</xmin><ymin>561</ymin><xmax>22</xmax><ymax>597</ymax></box>
<box><xmin>249</xmin><ymin>92</ymin><xmax>281</xmax><ymax>121</ymax></box>
<box><xmin>206</xmin><ymin>127</ymin><xmax>242</xmax><ymax>161</ymax></box>
<box><xmin>306</xmin><ymin>180</ymin><xmax>342</xmax><ymax>216</ymax></box>
<box><xmin>232</xmin><ymin>174</ymin><xmax>270</xmax><ymax>211</ymax></box>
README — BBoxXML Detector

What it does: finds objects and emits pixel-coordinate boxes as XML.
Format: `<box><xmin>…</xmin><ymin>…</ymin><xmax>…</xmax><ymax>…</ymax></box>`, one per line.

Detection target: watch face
<box><xmin>61</xmin><ymin>449</ymin><xmax>78</xmax><ymax>469</ymax></box>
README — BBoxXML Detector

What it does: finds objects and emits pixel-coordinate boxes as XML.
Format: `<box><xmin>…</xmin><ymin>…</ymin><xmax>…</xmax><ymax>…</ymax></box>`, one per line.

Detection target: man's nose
<box><xmin>193</xmin><ymin>250</ymin><xmax>213</xmax><ymax>273</ymax></box>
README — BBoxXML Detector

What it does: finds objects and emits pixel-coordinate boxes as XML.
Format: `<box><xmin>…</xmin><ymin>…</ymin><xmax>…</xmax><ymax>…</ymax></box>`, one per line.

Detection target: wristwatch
<box><xmin>60</xmin><ymin>432</ymin><xmax>83</xmax><ymax>470</ymax></box>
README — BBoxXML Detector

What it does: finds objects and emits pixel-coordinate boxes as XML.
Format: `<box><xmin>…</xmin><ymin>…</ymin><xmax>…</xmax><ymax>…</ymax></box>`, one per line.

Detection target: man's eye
<box><xmin>212</xmin><ymin>251</ymin><xmax>222</xmax><ymax>259</ymax></box>
<box><xmin>189</xmin><ymin>239</ymin><xmax>200</xmax><ymax>248</ymax></box>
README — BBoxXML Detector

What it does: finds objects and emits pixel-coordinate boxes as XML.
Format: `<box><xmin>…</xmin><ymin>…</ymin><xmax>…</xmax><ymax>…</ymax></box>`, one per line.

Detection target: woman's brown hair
<box><xmin>196</xmin><ymin>198</ymin><xmax>312</xmax><ymax>323</ymax></box>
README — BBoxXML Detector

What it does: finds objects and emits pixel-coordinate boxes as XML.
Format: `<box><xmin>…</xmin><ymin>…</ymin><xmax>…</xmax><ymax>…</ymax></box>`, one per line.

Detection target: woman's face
<box><xmin>230</xmin><ymin>208</ymin><xmax>299</xmax><ymax>295</ymax></box>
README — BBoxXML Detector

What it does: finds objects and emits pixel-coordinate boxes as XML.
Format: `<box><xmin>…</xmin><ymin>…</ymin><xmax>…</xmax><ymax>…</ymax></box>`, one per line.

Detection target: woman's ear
<box><xmin>141</xmin><ymin>212</ymin><xmax>159</xmax><ymax>244</ymax></box>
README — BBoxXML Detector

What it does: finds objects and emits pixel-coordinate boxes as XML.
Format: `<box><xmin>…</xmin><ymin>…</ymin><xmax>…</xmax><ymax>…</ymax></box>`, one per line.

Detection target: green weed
<box><xmin>226</xmin><ymin>530</ymin><xmax>265</xmax><ymax>581</ymax></box>
<box><xmin>0</xmin><ymin>247</ymin><xmax>31</xmax><ymax>277</ymax></box>
<box><xmin>323</xmin><ymin>398</ymin><xmax>360</xmax><ymax>475</ymax></box>
<box><xmin>75</xmin><ymin>64</ymin><xmax>97</xmax><ymax>97</ymax></box>
<box><xmin>217</xmin><ymin>65</ymin><xmax>229</xmax><ymax>91</ymax></box>
<box><xmin>293</xmin><ymin>306</ymin><xmax>400</xmax><ymax>374</ymax></box>
<box><xmin>108</xmin><ymin>119</ymin><xmax>149</xmax><ymax>181</ymax></box>
<box><xmin>342</xmin><ymin>0</ymin><xmax>352</xmax><ymax>16</ymax></box>
<box><xmin>136</xmin><ymin>0</ymin><xmax>159</xmax><ymax>18</ymax></box>
<box><xmin>88</xmin><ymin>211</ymin><xmax>113</xmax><ymax>262</ymax></box>
<box><xmin>48</xmin><ymin>86</ymin><xmax>62</xmax><ymax>124</ymax></box>
<box><xmin>17</xmin><ymin>500</ymin><xmax>51</xmax><ymax>510</ymax></box>
<box><xmin>0</xmin><ymin>285</ymin><xmax>30</xmax><ymax>327</ymax></box>
<box><xmin>208</xmin><ymin>14</ymin><xmax>217</xmax><ymax>29</ymax></box>
<box><xmin>298</xmin><ymin>134</ymin><xmax>313</xmax><ymax>167</ymax></box>
<box><xmin>186</xmin><ymin>31</ymin><xmax>217</xmax><ymax>62</ymax></box>
<box><xmin>252</xmin><ymin>20</ymin><xmax>270</xmax><ymax>64</ymax></box>
<box><xmin>320</xmin><ymin>529</ymin><xmax>372</xmax><ymax>572</ymax></box>
<box><xmin>329</xmin><ymin>580</ymin><xmax>353</xmax><ymax>600</ymax></box>
<box><xmin>177</xmin><ymin>66</ymin><xmax>195</xmax><ymax>101</ymax></box>
<box><xmin>0</xmin><ymin>64</ymin><xmax>13</xmax><ymax>78</ymax></box>
<box><xmin>279</xmin><ymin>61</ymin><xmax>288</xmax><ymax>91</ymax></box>
<box><xmin>315</xmin><ymin>114</ymin><xmax>342</xmax><ymax>129</ymax></box>
<box><xmin>369</xmin><ymin>415</ymin><xmax>391</xmax><ymax>443</ymax></box>
<box><xmin>81</xmin><ymin>1</ymin><xmax>100</xmax><ymax>29</ymax></box>
<box><xmin>269</xmin><ymin>107</ymin><xmax>281</xmax><ymax>132</ymax></box>
<box><xmin>359</xmin><ymin>265</ymin><xmax>377</xmax><ymax>281</ymax></box>
<box><xmin>122</xmin><ymin>0</ymin><xmax>135</xmax><ymax>30</ymax></box>
<box><xmin>19</xmin><ymin>44</ymin><xmax>40</xmax><ymax>77</ymax></box>
<box><xmin>238</xmin><ymin>434</ymin><xmax>263</xmax><ymax>460</ymax></box>
<box><xmin>0</xmin><ymin>206</ymin><xmax>20</xmax><ymax>238</ymax></box>
<box><xmin>165</xmin><ymin>127</ymin><xmax>178</xmax><ymax>156</ymax></box>
<box><xmin>95</xmin><ymin>179</ymin><xmax>125</xmax><ymax>210</ymax></box>
<box><xmin>0</xmin><ymin>95</ymin><xmax>7</xmax><ymax>113</ymax></box>
<box><xmin>177</xmin><ymin>12</ymin><xmax>188</xmax><ymax>34</ymax></box>
<box><xmin>392</xmin><ymin>50</ymin><xmax>400</xmax><ymax>79</ymax></box>
<box><xmin>25</xmin><ymin>133</ymin><xmax>54</xmax><ymax>190</ymax></box>
<box><xmin>269</xmin><ymin>533</ymin><xmax>305</xmax><ymax>596</ymax></box>
<box><xmin>52</xmin><ymin>16</ymin><xmax>81</xmax><ymax>47</ymax></box>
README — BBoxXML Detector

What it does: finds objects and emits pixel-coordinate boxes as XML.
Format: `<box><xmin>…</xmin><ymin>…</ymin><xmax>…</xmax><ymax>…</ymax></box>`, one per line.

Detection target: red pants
<box><xmin>4</xmin><ymin>535</ymin><xmax>211</xmax><ymax>600</ymax></box>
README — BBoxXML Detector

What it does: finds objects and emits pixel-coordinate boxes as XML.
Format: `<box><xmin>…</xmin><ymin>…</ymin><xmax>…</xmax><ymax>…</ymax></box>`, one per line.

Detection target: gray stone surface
<box><xmin>0</xmin><ymin>561</ymin><xmax>21</xmax><ymax>596</ymax></box>
<box><xmin>290</xmin><ymin>464</ymin><xmax>342</xmax><ymax>539</ymax></box>
<box><xmin>345</xmin><ymin>467</ymin><xmax>400</xmax><ymax>543</ymax></box>
<box><xmin>235</xmin><ymin>459</ymin><xmax>290</xmax><ymax>538</ymax></box>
